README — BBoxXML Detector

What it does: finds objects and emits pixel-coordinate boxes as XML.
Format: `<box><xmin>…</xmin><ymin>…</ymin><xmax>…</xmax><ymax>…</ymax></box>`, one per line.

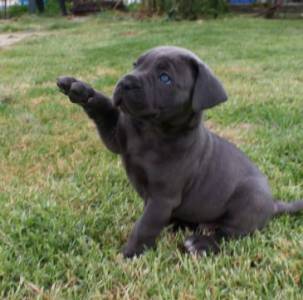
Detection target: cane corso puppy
<box><xmin>57</xmin><ymin>46</ymin><xmax>303</xmax><ymax>258</ymax></box>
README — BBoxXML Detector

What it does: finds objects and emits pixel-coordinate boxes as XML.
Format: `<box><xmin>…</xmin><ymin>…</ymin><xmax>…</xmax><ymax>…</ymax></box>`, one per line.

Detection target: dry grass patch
<box><xmin>94</xmin><ymin>66</ymin><xmax>120</xmax><ymax>78</ymax></box>
<box><xmin>0</xmin><ymin>32</ymin><xmax>47</xmax><ymax>49</ymax></box>
<box><xmin>119</xmin><ymin>31</ymin><xmax>141</xmax><ymax>37</ymax></box>
<box><xmin>31</xmin><ymin>97</ymin><xmax>45</xmax><ymax>107</ymax></box>
<box><xmin>205</xmin><ymin>120</ymin><xmax>256</xmax><ymax>145</ymax></box>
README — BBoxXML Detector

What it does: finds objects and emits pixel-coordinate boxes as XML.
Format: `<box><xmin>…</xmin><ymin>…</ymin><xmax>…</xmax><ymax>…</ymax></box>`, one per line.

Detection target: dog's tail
<box><xmin>274</xmin><ymin>200</ymin><xmax>303</xmax><ymax>216</ymax></box>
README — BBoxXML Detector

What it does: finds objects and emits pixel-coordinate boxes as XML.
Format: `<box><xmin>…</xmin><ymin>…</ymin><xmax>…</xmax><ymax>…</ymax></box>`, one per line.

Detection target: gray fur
<box><xmin>57</xmin><ymin>46</ymin><xmax>303</xmax><ymax>258</ymax></box>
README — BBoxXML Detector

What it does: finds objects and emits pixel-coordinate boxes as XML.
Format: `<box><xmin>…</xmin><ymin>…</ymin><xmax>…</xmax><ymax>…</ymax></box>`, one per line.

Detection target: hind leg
<box><xmin>220</xmin><ymin>177</ymin><xmax>275</xmax><ymax>236</ymax></box>
<box><xmin>184</xmin><ymin>177</ymin><xmax>275</xmax><ymax>255</ymax></box>
<box><xmin>184</xmin><ymin>229</ymin><xmax>226</xmax><ymax>255</ymax></box>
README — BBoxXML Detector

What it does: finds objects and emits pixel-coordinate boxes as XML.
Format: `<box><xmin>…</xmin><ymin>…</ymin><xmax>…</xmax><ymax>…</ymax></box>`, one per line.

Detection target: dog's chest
<box><xmin>123</xmin><ymin>135</ymin><xmax>162</xmax><ymax>171</ymax></box>
<box><xmin>121</xmin><ymin>131</ymin><xmax>180</xmax><ymax>199</ymax></box>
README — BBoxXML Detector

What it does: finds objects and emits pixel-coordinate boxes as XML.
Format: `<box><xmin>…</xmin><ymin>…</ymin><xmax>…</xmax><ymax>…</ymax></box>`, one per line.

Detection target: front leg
<box><xmin>57</xmin><ymin>76</ymin><xmax>121</xmax><ymax>154</ymax></box>
<box><xmin>123</xmin><ymin>199</ymin><xmax>175</xmax><ymax>258</ymax></box>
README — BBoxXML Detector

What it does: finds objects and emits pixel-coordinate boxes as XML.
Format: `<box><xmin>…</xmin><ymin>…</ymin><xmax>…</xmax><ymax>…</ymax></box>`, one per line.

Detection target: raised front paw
<box><xmin>57</xmin><ymin>76</ymin><xmax>95</xmax><ymax>105</ymax></box>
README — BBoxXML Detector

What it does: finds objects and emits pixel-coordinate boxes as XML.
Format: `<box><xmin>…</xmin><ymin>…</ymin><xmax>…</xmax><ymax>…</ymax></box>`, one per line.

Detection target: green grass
<box><xmin>0</xmin><ymin>14</ymin><xmax>302</xmax><ymax>299</ymax></box>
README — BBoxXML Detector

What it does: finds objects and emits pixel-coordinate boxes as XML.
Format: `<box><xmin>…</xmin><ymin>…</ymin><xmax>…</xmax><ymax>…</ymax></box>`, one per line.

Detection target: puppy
<box><xmin>57</xmin><ymin>46</ymin><xmax>303</xmax><ymax>258</ymax></box>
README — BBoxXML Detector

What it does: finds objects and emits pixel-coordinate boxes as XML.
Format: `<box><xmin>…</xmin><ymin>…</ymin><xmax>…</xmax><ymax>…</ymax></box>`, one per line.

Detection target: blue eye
<box><xmin>159</xmin><ymin>73</ymin><xmax>172</xmax><ymax>85</ymax></box>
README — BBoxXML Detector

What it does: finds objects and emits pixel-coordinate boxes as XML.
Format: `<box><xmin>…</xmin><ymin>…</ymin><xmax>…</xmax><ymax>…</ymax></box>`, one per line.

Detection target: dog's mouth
<box><xmin>118</xmin><ymin>100</ymin><xmax>181</xmax><ymax>124</ymax></box>
<box><xmin>114</xmin><ymin>90</ymin><xmax>160</xmax><ymax>120</ymax></box>
<box><xmin>120</xmin><ymin>100</ymin><xmax>160</xmax><ymax>120</ymax></box>
<box><xmin>113</xmin><ymin>89</ymin><xmax>184</xmax><ymax>124</ymax></box>
<box><xmin>118</xmin><ymin>101</ymin><xmax>195</xmax><ymax>134</ymax></box>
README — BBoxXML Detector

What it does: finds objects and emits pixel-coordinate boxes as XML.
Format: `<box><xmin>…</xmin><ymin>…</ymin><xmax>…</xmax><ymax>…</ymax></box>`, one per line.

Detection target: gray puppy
<box><xmin>57</xmin><ymin>46</ymin><xmax>303</xmax><ymax>258</ymax></box>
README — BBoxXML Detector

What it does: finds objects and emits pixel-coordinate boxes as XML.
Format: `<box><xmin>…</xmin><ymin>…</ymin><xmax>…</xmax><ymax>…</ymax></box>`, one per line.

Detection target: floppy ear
<box><xmin>191</xmin><ymin>60</ymin><xmax>228</xmax><ymax>112</ymax></box>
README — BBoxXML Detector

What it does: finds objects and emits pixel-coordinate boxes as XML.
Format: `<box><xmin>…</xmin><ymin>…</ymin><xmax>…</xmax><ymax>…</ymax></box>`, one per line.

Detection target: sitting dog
<box><xmin>57</xmin><ymin>46</ymin><xmax>303</xmax><ymax>258</ymax></box>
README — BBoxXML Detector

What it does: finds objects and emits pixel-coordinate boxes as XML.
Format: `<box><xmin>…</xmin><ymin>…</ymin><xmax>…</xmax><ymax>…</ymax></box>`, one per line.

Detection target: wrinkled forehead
<box><xmin>136</xmin><ymin>47</ymin><xmax>193</xmax><ymax>72</ymax></box>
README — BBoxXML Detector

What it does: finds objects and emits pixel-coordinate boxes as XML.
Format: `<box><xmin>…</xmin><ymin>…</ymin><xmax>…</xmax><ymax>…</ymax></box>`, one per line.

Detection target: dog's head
<box><xmin>113</xmin><ymin>46</ymin><xmax>227</xmax><ymax>128</ymax></box>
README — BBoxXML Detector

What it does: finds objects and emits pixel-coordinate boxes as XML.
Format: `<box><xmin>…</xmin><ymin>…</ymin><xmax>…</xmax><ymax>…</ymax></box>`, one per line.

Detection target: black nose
<box><xmin>119</xmin><ymin>74</ymin><xmax>141</xmax><ymax>91</ymax></box>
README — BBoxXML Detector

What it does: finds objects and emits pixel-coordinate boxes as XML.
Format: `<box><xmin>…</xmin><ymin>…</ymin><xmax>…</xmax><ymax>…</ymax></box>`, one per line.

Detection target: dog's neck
<box><xmin>126</xmin><ymin>111</ymin><xmax>206</xmax><ymax>140</ymax></box>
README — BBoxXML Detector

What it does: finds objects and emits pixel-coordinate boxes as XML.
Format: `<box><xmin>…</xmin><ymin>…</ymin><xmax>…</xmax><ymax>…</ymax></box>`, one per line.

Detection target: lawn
<box><xmin>0</xmin><ymin>14</ymin><xmax>302</xmax><ymax>299</ymax></box>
